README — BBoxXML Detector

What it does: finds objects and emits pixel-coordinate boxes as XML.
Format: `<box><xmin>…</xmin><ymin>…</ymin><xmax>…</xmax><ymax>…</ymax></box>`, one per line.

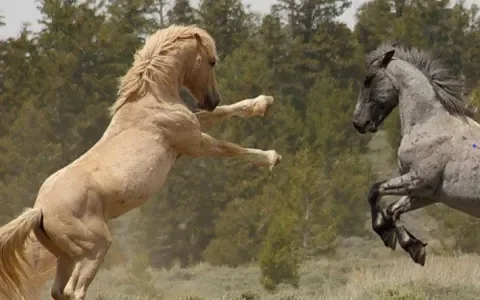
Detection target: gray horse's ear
<box><xmin>380</xmin><ymin>50</ymin><xmax>395</xmax><ymax>68</ymax></box>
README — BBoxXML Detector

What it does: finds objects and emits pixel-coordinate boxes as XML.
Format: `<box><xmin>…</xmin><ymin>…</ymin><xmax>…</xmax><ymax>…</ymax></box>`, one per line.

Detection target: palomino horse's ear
<box><xmin>193</xmin><ymin>33</ymin><xmax>203</xmax><ymax>46</ymax></box>
<box><xmin>193</xmin><ymin>33</ymin><xmax>203</xmax><ymax>67</ymax></box>
<box><xmin>380</xmin><ymin>50</ymin><xmax>395</xmax><ymax>68</ymax></box>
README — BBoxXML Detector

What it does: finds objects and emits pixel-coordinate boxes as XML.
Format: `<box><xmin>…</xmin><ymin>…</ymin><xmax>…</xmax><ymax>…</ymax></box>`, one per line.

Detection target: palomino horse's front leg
<box><xmin>194</xmin><ymin>95</ymin><xmax>274</xmax><ymax>131</ymax></box>
<box><xmin>368</xmin><ymin>172</ymin><xmax>436</xmax><ymax>266</ymax></box>
<box><xmin>194</xmin><ymin>133</ymin><xmax>281</xmax><ymax>170</ymax></box>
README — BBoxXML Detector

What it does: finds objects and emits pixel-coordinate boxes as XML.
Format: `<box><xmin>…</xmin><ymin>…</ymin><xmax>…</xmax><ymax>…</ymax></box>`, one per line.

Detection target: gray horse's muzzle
<box><xmin>352</xmin><ymin>120</ymin><xmax>378</xmax><ymax>134</ymax></box>
<box><xmin>352</xmin><ymin>121</ymin><xmax>366</xmax><ymax>134</ymax></box>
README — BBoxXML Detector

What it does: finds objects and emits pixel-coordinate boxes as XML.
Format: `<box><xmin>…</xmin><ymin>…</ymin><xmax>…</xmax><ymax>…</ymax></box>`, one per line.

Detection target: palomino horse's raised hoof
<box><xmin>397</xmin><ymin>226</ymin><xmax>427</xmax><ymax>266</ymax></box>
<box><xmin>266</xmin><ymin>150</ymin><xmax>282</xmax><ymax>170</ymax></box>
<box><xmin>252</xmin><ymin>95</ymin><xmax>274</xmax><ymax>117</ymax></box>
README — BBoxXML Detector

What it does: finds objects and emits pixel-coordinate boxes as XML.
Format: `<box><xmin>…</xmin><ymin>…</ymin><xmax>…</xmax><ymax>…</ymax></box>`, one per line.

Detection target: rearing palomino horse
<box><xmin>15</xmin><ymin>94</ymin><xmax>281</xmax><ymax>300</ymax></box>
<box><xmin>0</xmin><ymin>25</ymin><xmax>282</xmax><ymax>300</ymax></box>
<box><xmin>352</xmin><ymin>43</ymin><xmax>479</xmax><ymax>266</ymax></box>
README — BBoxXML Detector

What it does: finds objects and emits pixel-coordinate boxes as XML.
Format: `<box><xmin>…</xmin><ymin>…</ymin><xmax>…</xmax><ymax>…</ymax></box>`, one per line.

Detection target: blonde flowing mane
<box><xmin>110</xmin><ymin>25</ymin><xmax>217</xmax><ymax>115</ymax></box>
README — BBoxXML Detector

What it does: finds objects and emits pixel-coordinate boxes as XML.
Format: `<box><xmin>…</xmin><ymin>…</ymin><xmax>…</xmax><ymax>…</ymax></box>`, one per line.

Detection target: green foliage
<box><xmin>259</xmin><ymin>211</ymin><xmax>301</xmax><ymax>291</ymax></box>
<box><xmin>198</xmin><ymin>0</ymin><xmax>254</xmax><ymax>58</ymax></box>
<box><xmin>167</xmin><ymin>0</ymin><xmax>197</xmax><ymax>25</ymax></box>
<box><xmin>204</xmin><ymin>198</ymin><xmax>262</xmax><ymax>266</ymax></box>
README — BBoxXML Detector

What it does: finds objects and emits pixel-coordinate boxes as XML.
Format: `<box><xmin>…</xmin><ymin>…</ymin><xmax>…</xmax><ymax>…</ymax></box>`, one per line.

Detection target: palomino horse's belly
<box><xmin>88</xmin><ymin>132</ymin><xmax>178</xmax><ymax>219</ymax></box>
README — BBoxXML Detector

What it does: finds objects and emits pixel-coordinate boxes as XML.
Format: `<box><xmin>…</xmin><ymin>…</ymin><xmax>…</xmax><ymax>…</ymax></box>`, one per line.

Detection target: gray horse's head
<box><xmin>352</xmin><ymin>49</ymin><xmax>398</xmax><ymax>134</ymax></box>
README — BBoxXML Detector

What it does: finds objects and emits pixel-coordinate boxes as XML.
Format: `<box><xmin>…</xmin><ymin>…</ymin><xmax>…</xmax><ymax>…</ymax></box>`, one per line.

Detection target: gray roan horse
<box><xmin>352</xmin><ymin>43</ymin><xmax>480</xmax><ymax>266</ymax></box>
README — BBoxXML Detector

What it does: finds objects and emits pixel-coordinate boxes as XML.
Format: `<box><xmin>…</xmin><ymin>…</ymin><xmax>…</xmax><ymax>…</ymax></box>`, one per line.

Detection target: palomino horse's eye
<box><xmin>210</xmin><ymin>60</ymin><xmax>216</xmax><ymax>67</ymax></box>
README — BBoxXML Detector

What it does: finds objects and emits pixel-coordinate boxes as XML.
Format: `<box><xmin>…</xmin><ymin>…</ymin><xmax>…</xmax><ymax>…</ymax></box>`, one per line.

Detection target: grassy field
<box><xmin>40</xmin><ymin>245</ymin><xmax>480</xmax><ymax>300</ymax></box>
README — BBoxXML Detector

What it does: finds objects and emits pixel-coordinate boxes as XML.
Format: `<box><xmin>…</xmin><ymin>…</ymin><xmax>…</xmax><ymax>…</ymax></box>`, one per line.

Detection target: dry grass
<box><xmin>323</xmin><ymin>254</ymin><xmax>480</xmax><ymax>300</ymax></box>
<box><xmin>39</xmin><ymin>251</ymin><xmax>480</xmax><ymax>300</ymax></box>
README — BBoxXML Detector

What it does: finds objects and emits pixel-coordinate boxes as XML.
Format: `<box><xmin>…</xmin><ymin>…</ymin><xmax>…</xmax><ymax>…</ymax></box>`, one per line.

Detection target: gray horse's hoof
<box><xmin>397</xmin><ymin>226</ymin><xmax>427</xmax><ymax>266</ymax></box>
<box><xmin>404</xmin><ymin>239</ymin><xmax>427</xmax><ymax>266</ymax></box>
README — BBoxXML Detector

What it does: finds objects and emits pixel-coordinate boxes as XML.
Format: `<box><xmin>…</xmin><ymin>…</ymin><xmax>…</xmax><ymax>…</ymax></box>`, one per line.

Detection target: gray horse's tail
<box><xmin>0</xmin><ymin>208</ymin><xmax>43</xmax><ymax>300</ymax></box>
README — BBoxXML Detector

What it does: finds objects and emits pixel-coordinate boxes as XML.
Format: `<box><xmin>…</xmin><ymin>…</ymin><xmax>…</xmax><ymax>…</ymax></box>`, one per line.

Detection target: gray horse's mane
<box><xmin>367</xmin><ymin>43</ymin><xmax>476</xmax><ymax>119</ymax></box>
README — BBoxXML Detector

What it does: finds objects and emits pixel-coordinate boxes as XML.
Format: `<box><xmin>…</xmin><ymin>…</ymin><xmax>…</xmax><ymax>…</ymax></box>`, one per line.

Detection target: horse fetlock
<box><xmin>62</xmin><ymin>287</ymin><xmax>75</xmax><ymax>300</ymax></box>
<box><xmin>372</xmin><ymin>210</ymin><xmax>397</xmax><ymax>250</ymax></box>
<box><xmin>73</xmin><ymin>289</ymin><xmax>86</xmax><ymax>300</ymax></box>
<box><xmin>251</xmin><ymin>95</ymin><xmax>274</xmax><ymax>117</ymax></box>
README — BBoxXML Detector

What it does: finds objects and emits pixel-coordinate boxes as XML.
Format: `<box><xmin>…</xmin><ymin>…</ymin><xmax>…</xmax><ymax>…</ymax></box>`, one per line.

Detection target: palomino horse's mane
<box><xmin>367</xmin><ymin>43</ymin><xmax>476</xmax><ymax>119</ymax></box>
<box><xmin>110</xmin><ymin>25</ymin><xmax>217</xmax><ymax>115</ymax></box>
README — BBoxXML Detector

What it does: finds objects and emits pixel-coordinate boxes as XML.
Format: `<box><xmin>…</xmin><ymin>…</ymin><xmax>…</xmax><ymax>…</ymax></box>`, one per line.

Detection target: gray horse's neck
<box><xmin>388</xmin><ymin>59</ymin><xmax>450</xmax><ymax>136</ymax></box>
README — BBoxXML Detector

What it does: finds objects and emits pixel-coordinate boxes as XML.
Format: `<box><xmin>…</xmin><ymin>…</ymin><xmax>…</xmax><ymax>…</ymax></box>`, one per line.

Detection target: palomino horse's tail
<box><xmin>22</xmin><ymin>236</ymin><xmax>57</xmax><ymax>300</ymax></box>
<box><xmin>0</xmin><ymin>208</ymin><xmax>43</xmax><ymax>300</ymax></box>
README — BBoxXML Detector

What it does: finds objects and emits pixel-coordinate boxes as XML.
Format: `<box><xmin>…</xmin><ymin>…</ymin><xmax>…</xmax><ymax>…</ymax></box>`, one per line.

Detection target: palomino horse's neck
<box><xmin>112</xmin><ymin>67</ymin><xmax>186</xmax><ymax>124</ymax></box>
<box><xmin>388</xmin><ymin>59</ymin><xmax>449</xmax><ymax>136</ymax></box>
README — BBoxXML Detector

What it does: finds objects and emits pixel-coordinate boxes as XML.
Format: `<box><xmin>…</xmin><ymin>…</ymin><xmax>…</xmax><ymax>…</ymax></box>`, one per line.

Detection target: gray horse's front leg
<box><xmin>384</xmin><ymin>196</ymin><xmax>436</xmax><ymax>266</ymax></box>
<box><xmin>368</xmin><ymin>172</ymin><xmax>436</xmax><ymax>266</ymax></box>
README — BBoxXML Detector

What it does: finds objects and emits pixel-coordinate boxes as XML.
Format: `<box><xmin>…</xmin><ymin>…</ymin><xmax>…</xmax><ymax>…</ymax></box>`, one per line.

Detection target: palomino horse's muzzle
<box><xmin>198</xmin><ymin>89</ymin><xmax>221</xmax><ymax>111</ymax></box>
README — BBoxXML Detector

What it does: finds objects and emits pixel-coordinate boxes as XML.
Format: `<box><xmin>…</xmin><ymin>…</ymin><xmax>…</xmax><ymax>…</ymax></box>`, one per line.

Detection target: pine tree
<box><xmin>167</xmin><ymin>0</ymin><xmax>197</xmax><ymax>25</ymax></box>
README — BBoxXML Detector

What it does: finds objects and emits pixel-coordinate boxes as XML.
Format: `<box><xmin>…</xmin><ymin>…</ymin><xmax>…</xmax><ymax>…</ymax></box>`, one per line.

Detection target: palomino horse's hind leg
<box><xmin>62</xmin><ymin>230</ymin><xmax>112</xmax><ymax>300</ymax></box>
<box><xmin>51</xmin><ymin>257</ymin><xmax>74</xmax><ymax>300</ymax></box>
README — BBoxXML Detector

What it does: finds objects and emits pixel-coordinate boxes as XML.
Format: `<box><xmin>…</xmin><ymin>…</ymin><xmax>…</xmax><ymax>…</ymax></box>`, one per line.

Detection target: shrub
<box><xmin>258</xmin><ymin>211</ymin><xmax>301</xmax><ymax>291</ymax></box>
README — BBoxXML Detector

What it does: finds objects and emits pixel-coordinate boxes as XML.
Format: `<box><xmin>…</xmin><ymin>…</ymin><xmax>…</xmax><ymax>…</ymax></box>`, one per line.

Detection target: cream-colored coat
<box><xmin>0</xmin><ymin>25</ymin><xmax>281</xmax><ymax>300</ymax></box>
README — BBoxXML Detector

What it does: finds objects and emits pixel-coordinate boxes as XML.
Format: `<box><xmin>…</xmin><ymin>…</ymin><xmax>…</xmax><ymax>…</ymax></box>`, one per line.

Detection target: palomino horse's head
<box><xmin>352</xmin><ymin>49</ymin><xmax>399</xmax><ymax>134</ymax></box>
<box><xmin>111</xmin><ymin>25</ymin><xmax>221</xmax><ymax>114</ymax></box>
<box><xmin>182</xmin><ymin>30</ymin><xmax>220</xmax><ymax>111</ymax></box>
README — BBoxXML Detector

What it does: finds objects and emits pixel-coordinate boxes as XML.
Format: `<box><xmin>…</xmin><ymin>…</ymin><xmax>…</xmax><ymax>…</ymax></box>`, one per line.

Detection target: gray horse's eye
<box><xmin>364</xmin><ymin>75</ymin><xmax>374</xmax><ymax>87</ymax></box>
